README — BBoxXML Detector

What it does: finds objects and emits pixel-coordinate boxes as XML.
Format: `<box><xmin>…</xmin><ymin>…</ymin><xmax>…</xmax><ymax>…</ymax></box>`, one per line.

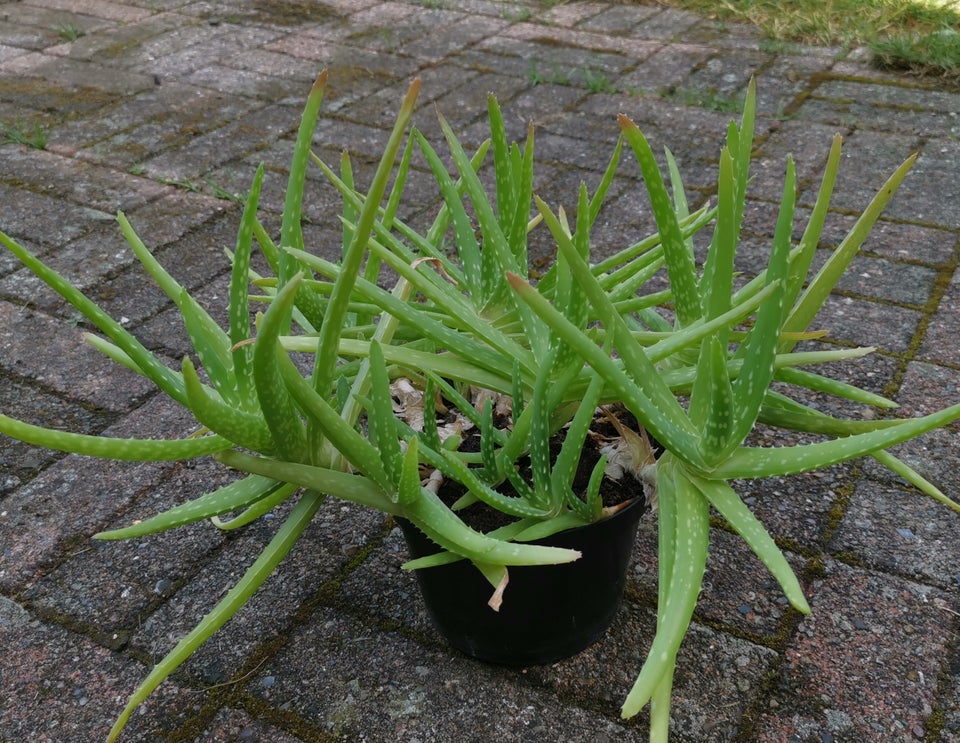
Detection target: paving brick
<box><xmin>578</xmin><ymin>3</ymin><xmax>662</xmax><ymax>34</ymax></box>
<box><xmin>252</xmin><ymin>604</ymin><xmax>654</xmax><ymax>741</ymax></box>
<box><xmin>753</xmin><ymin>559</ymin><xmax>951</xmax><ymax>741</ymax></box>
<box><xmin>539</xmin><ymin>1</ymin><xmax>609</xmax><ymax>28</ymax></box>
<box><xmin>620</xmin><ymin>43</ymin><xmax>713</xmax><ymax>93</ymax></box>
<box><xmin>19</xmin><ymin>457</ymin><xmax>233</xmax><ymax>640</ymax></box>
<box><xmin>815</xmin><ymin>293</ymin><xmax>923</xmax><ymax>352</ymax></box>
<box><xmin>919</xmin><ymin>268</ymin><xmax>960</xmax><ymax>367</ymax></box>
<box><xmin>880</xmin><ymin>363</ymin><xmax>960</xmax><ymax>496</ymax></box>
<box><xmin>25</xmin><ymin>0</ymin><xmax>154</xmax><ymax>24</ymax></box>
<box><xmin>830</xmin><ymin>477</ymin><xmax>960</xmax><ymax>589</ymax></box>
<box><xmin>883</xmin><ymin>137</ymin><xmax>960</xmax><ymax>228</ymax></box>
<box><xmin>0</xmin><ymin>50</ymin><xmax>155</xmax><ymax>95</ymax></box>
<box><xmin>0</xmin><ymin>145</ymin><xmax>168</xmax><ymax>210</ymax></box>
<box><xmin>503</xmin><ymin>20</ymin><xmax>667</xmax><ymax>59</ymax></box>
<box><xmin>0</xmin><ymin>595</ymin><xmax>196</xmax><ymax>742</ymax></box>
<box><xmin>632</xmin><ymin>7</ymin><xmax>703</xmax><ymax>40</ymax></box>
<box><xmin>631</xmin><ymin>521</ymin><xmax>805</xmax><ymax>640</ymax></box>
<box><xmin>0</xmin><ymin>397</ymin><xmax>195</xmax><ymax>593</ymax></box>
<box><xmin>0</xmin><ymin>381</ymin><xmax>114</xmax><ymax>493</ymax></box>
<box><xmin>138</xmin><ymin>101</ymin><xmax>299</xmax><ymax>181</ymax></box>
<box><xmin>131</xmin><ymin>498</ymin><xmax>387</xmax><ymax>685</ymax></box>
<box><xmin>0</xmin><ymin>302</ymin><xmax>158</xmax><ymax>410</ymax></box>
<box><xmin>197</xmin><ymin>707</ymin><xmax>308</xmax><ymax>743</ymax></box>
<box><xmin>817</xmin><ymin>215</ymin><xmax>957</xmax><ymax>267</ymax></box>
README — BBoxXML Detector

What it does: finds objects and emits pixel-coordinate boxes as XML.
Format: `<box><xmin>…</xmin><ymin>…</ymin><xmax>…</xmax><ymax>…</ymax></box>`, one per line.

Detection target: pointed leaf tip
<box><xmin>504</xmin><ymin>271</ymin><xmax>527</xmax><ymax>291</ymax></box>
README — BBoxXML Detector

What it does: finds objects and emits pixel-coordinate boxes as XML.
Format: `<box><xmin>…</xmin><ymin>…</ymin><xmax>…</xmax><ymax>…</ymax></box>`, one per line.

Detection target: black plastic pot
<box><xmin>397</xmin><ymin>496</ymin><xmax>646</xmax><ymax>667</ymax></box>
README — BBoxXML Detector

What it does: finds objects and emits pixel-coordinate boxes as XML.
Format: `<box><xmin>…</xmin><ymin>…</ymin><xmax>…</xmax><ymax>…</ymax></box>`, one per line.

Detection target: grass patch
<box><xmin>54</xmin><ymin>23</ymin><xmax>85</xmax><ymax>42</ymax></box>
<box><xmin>0</xmin><ymin>120</ymin><xmax>47</xmax><ymax>149</ymax></box>
<box><xmin>650</xmin><ymin>0</ymin><xmax>960</xmax><ymax>78</ymax></box>
<box><xmin>872</xmin><ymin>27</ymin><xmax>960</xmax><ymax>79</ymax></box>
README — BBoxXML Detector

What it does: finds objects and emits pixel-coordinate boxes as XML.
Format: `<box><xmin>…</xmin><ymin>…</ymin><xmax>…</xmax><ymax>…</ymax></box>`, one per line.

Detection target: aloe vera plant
<box><xmin>1</xmin><ymin>72</ymin><xmax>958</xmax><ymax>743</ymax></box>
<box><xmin>0</xmin><ymin>72</ymin><xmax>671</xmax><ymax>738</ymax></box>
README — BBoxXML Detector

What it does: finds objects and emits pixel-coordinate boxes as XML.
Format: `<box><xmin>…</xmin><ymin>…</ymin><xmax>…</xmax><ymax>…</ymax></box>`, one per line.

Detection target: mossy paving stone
<box><xmin>879</xmin><ymin>363</ymin><xmax>960</xmax><ymax>495</ymax></box>
<box><xmin>919</xmin><ymin>269</ymin><xmax>960</xmax><ymax>367</ymax></box>
<box><xmin>197</xmin><ymin>707</ymin><xmax>307</xmax><ymax>743</ymax></box>
<box><xmin>830</xmin><ymin>477</ymin><xmax>960</xmax><ymax>590</ymax></box>
<box><xmin>0</xmin><ymin>145</ymin><xmax>168</xmax><ymax>212</ymax></box>
<box><xmin>195</xmin><ymin>0</ymin><xmax>345</xmax><ymax>28</ymax></box>
<box><xmin>734</xmin><ymin>461</ymin><xmax>856</xmax><ymax>553</ymax></box>
<box><xmin>794</xmin><ymin>95</ymin><xmax>960</xmax><ymax>139</ymax></box>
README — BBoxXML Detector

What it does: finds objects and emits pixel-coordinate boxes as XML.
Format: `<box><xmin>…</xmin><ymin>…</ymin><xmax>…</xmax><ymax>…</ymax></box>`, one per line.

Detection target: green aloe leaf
<box><xmin>117</xmin><ymin>214</ymin><xmax>238</xmax><ymax>406</ymax></box>
<box><xmin>181</xmin><ymin>356</ymin><xmax>275</xmax><ymax>453</ymax></box>
<box><xmin>367</xmin><ymin>340</ymin><xmax>403</xmax><ymax>487</ymax></box>
<box><xmin>507</xmin><ymin>271</ymin><xmax>702</xmax><ymax>467</ymax></box>
<box><xmin>105</xmin><ymin>489</ymin><xmax>325</xmax><ymax>743</ymax></box>
<box><xmin>0</xmin><ymin>412</ymin><xmax>227</xmax><ymax>461</ymax></box>
<box><xmin>252</xmin><ymin>274</ymin><xmax>308</xmax><ymax>462</ymax></box>
<box><xmin>714</xmin><ymin>402</ymin><xmax>960</xmax><ymax>479</ymax></box>
<box><xmin>274</xmin><ymin>345</ymin><xmax>392</xmax><ymax>492</ymax></box>
<box><xmin>397</xmin><ymin>435</ymin><xmax>423</xmax><ymax>507</ymax></box>
<box><xmin>783</xmin><ymin>152</ymin><xmax>917</xmax><ymax>343</ymax></box>
<box><xmin>229</xmin><ymin>164</ymin><xmax>264</xmax><ymax>411</ymax></box>
<box><xmin>691</xmin><ymin>475</ymin><xmax>810</xmax><ymax>613</ymax></box>
<box><xmin>436</xmin><ymin>111</ymin><xmax>548</xmax><ymax>360</ymax></box>
<box><xmin>619</xmin><ymin>115</ymin><xmax>700</xmax><ymax>327</ymax></box>
<box><xmin>218</xmin><ymin>450</ymin><xmax>578</xmax><ymax>567</ymax></box>
<box><xmin>211</xmin><ymin>482</ymin><xmax>299</xmax><ymax>530</ymax></box>
<box><xmin>279</xmin><ymin>71</ymin><xmax>327</xmax><ymax>286</ymax></box>
<box><xmin>700</xmin><ymin>147</ymin><xmax>737</xmax><ymax>332</ymax></box>
<box><xmin>780</xmin><ymin>134</ymin><xmax>842</xmax><ymax>337</ymax></box>
<box><xmin>689</xmin><ymin>334</ymin><xmax>734</xmax><ymax>464</ymax></box>
<box><xmin>723</xmin><ymin>157</ymin><xmax>796</xmax><ymax>456</ymax></box>
<box><xmin>621</xmin><ymin>457</ymin><xmax>710</xmax><ymax>719</ymax></box>
<box><xmin>311</xmin><ymin>78</ymin><xmax>421</xmax><ymax>398</ymax></box>
<box><xmin>96</xmin><ymin>474</ymin><xmax>287</xmax><ymax>539</ymax></box>
<box><xmin>414</xmin><ymin>128</ymin><xmax>484</xmax><ymax>298</ymax></box>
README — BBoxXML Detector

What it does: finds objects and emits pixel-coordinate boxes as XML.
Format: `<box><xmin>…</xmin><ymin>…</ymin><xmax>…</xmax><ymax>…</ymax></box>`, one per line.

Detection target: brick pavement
<box><xmin>0</xmin><ymin>1</ymin><xmax>958</xmax><ymax>741</ymax></box>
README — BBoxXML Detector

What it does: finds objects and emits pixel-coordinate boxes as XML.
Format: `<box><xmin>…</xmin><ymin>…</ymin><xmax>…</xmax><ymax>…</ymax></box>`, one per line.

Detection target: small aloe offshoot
<box><xmin>509</xmin><ymin>80</ymin><xmax>960</xmax><ymax>738</ymax></box>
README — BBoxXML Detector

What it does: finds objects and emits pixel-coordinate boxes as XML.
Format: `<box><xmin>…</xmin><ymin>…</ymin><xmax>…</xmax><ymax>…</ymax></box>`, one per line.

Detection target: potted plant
<box><xmin>1</xmin><ymin>73</ymin><xmax>957</xmax><ymax>742</ymax></box>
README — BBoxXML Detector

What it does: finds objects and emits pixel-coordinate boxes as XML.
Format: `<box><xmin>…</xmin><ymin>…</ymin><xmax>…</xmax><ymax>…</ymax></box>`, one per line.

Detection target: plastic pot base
<box><xmin>397</xmin><ymin>497</ymin><xmax>646</xmax><ymax>667</ymax></box>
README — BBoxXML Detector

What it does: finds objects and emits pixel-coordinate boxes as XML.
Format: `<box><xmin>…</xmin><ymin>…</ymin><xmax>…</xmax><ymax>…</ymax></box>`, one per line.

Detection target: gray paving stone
<box><xmin>0</xmin><ymin>301</ymin><xmax>157</xmax><ymax>410</ymax></box>
<box><xmin>0</xmin><ymin>396</ymin><xmax>196</xmax><ymax>593</ymax></box>
<box><xmin>830</xmin><ymin>477</ymin><xmax>960</xmax><ymax>589</ymax></box>
<box><xmin>753</xmin><ymin>559</ymin><xmax>950</xmax><ymax>742</ymax></box>
<box><xmin>919</xmin><ymin>267</ymin><xmax>960</xmax><ymax>367</ymax></box>
<box><xmin>0</xmin><ymin>597</ymin><xmax>196</xmax><ymax>742</ymax></box>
